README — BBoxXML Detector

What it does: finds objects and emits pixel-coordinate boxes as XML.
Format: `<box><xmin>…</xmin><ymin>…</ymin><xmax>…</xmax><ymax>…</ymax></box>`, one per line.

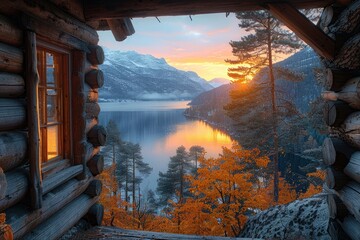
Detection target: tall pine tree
<box><xmin>225</xmin><ymin>10</ymin><xmax>304</xmax><ymax>203</ymax></box>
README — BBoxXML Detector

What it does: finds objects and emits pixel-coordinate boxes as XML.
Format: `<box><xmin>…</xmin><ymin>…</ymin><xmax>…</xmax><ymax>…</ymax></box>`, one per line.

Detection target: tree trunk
<box><xmin>267</xmin><ymin>17</ymin><xmax>279</xmax><ymax>203</ymax></box>
<box><xmin>132</xmin><ymin>154</ymin><xmax>136</xmax><ymax>219</ymax></box>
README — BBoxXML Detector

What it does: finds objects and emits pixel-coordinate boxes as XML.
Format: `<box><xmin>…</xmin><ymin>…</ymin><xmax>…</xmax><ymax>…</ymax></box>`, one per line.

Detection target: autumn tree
<box><xmin>225</xmin><ymin>11</ymin><xmax>307</xmax><ymax>203</ymax></box>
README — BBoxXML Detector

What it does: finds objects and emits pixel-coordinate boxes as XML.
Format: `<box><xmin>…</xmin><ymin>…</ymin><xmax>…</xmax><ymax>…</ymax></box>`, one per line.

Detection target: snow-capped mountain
<box><xmin>99</xmin><ymin>49</ymin><xmax>213</xmax><ymax>101</ymax></box>
<box><xmin>208</xmin><ymin>78</ymin><xmax>231</xmax><ymax>88</ymax></box>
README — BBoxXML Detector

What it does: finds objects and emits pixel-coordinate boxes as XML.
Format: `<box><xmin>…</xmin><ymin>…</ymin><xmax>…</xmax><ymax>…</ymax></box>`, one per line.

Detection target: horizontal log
<box><xmin>344</xmin><ymin>152</ymin><xmax>360</xmax><ymax>184</ymax></box>
<box><xmin>0</xmin><ymin>168</ymin><xmax>28</xmax><ymax>212</ymax></box>
<box><xmin>0</xmin><ymin>99</ymin><xmax>26</xmax><ymax>131</ymax></box>
<box><xmin>85</xmin><ymin>102</ymin><xmax>100</xmax><ymax>119</ymax></box>
<box><xmin>0</xmin><ymin>73</ymin><xmax>25</xmax><ymax>98</ymax></box>
<box><xmin>85</xmin><ymin>69</ymin><xmax>104</xmax><ymax>89</ymax></box>
<box><xmin>325</xmin><ymin>68</ymin><xmax>360</xmax><ymax>91</ymax></box>
<box><xmin>22</xmin><ymin>194</ymin><xmax>99</xmax><ymax>240</ymax></box>
<box><xmin>326</xmin><ymin>167</ymin><xmax>350</xmax><ymax>190</ymax></box>
<box><xmin>340</xmin><ymin>215</ymin><xmax>360</xmax><ymax>240</ymax></box>
<box><xmin>87</xmin><ymin>46</ymin><xmax>105</xmax><ymax>65</ymax></box>
<box><xmin>322</xmin><ymin>137</ymin><xmax>355</xmax><ymax>166</ymax></box>
<box><xmin>84</xmin><ymin>179</ymin><xmax>102</xmax><ymax>197</ymax></box>
<box><xmin>321</xmin><ymin>77</ymin><xmax>360</xmax><ymax>109</ymax></box>
<box><xmin>339</xmin><ymin>181</ymin><xmax>360</xmax><ymax>223</ymax></box>
<box><xmin>42</xmin><ymin>165</ymin><xmax>83</xmax><ymax>195</ymax></box>
<box><xmin>107</xmin><ymin>18</ymin><xmax>135</xmax><ymax>42</ymax></box>
<box><xmin>83</xmin><ymin>203</ymin><xmax>104</xmax><ymax>226</ymax></box>
<box><xmin>0</xmin><ymin>1</ymin><xmax>98</xmax><ymax>45</ymax></box>
<box><xmin>0</xmin><ymin>131</ymin><xmax>27</xmax><ymax>172</ymax></box>
<box><xmin>41</xmin><ymin>159</ymin><xmax>71</xmax><ymax>179</ymax></box>
<box><xmin>87</xmin><ymin>89</ymin><xmax>99</xmax><ymax>103</ymax></box>
<box><xmin>87</xmin><ymin>154</ymin><xmax>104</xmax><ymax>176</ymax></box>
<box><xmin>0</xmin><ymin>43</ymin><xmax>22</xmax><ymax>74</ymax></box>
<box><xmin>87</xmin><ymin>125</ymin><xmax>107</xmax><ymax>147</ymax></box>
<box><xmin>86</xmin><ymin>118</ymin><xmax>98</xmax><ymax>134</ymax></box>
<box><xmin>324</xmin><ymin>100</ymin><xmax>355</xmax><ymax>127</ymax></box>
<box><xmin>6</xmin><ymin>177</ymin><xmax>92</xmax><ymax>239</ymax></box>
<box><xmin>0</xmin><ymin>14</ymin><xmax>22</xmax><ymax>46</ymax></box>
<box><xmin>22</xmin><ymin>14</ymin><xmax>90</xmax><ymax>52</ymax></box>
<box><xmin>0</xmin><ymin>168</ymin><xmax>6</xmax><ymax>199</ymax></box>
<box><xmin>83</xmin><ymin>0</ymin><xmax>332</xmax><ymax>20</ymax></box>
<box><xmin>318</xmin><ymin>6</ymin><xmax>343</xmax><ymax>34</ymax></box>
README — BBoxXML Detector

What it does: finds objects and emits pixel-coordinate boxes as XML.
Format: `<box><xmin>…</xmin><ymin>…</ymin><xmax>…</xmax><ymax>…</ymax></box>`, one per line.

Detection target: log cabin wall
<box><xmin>318</xmin><ymin>1</ymin><xmax>360</xmax><ymax>239</ymax></box>
<box><xmin>0</xmin><ymin>1</ymin><xmax>106</xmax><ymax>239</ymax></box>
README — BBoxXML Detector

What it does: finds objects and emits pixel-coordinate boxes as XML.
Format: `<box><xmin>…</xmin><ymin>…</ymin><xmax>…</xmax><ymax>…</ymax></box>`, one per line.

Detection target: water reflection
<box><xmin>99</xmin><ymin>102</ymin><xmax>234</xmax><ymax>190</ymax></box>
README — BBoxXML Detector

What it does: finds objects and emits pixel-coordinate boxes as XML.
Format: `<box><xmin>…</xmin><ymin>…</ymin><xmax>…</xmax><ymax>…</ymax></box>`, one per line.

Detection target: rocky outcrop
<box><xmin>240</xmin><ymin>196</ymin><xmax>330</xmax><ymax>240</ymax></box>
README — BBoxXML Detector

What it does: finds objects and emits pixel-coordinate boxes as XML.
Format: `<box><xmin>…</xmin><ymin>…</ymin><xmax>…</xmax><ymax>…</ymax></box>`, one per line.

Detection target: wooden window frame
<box><xmin>36</xmin><ymin>40</ymin><xmax>73</xmax><ymax>176</ymax></box>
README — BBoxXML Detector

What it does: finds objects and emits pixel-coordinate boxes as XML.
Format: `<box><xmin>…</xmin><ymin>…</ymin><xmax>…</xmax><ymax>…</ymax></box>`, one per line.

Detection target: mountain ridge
<box><xmin>99</xmin><ymin>49</ymin><xmax>213</xmax><ymax>101</ymax></box>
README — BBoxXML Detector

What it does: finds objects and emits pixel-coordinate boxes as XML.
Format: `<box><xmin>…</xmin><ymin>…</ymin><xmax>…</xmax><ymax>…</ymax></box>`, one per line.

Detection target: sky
<box><xmin>98</xmin><ymin>13</ymin><xmax>247</xmax><ymax>81</ymax></box>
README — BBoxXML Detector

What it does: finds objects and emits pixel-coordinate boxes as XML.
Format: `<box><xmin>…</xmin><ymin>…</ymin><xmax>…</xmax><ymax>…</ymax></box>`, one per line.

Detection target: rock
<box><xmin>240</xmin><ymin>196</ymin><xmax>330</xmax><ymax>240</ymax></box>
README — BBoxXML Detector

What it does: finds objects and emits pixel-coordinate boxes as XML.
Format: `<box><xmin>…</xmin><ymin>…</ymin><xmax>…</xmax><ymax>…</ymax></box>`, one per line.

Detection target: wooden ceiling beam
<box><xmin>268</xmin><ymin>3</ymin><xmax>336</xmax><ymax>60</ymax></box>
<box><xmin>83</xmin><ymin>0</ymin><xmax>334</xmax><ymax>20</ymax></box>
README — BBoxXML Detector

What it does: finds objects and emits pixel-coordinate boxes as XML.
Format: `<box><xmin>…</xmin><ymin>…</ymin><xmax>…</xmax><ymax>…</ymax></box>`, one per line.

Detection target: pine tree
<box><xmin>157</xmin><ymin>146</ymin><xmax>192</xmax><ymax>205</ymax></box>
<box><xmin>117</xmin><ymin>142</ymin><xmax>152</xmax><ymax>214</ymax></box>
<box><xmin>189</xmin><ymin>146</ymin><xmax>205</xmax><ymax>177</ymax></box>
<box><xmin>225</xmin><ymin>11</ymin><xmax>307</xmax><ymax>203</ymax></box>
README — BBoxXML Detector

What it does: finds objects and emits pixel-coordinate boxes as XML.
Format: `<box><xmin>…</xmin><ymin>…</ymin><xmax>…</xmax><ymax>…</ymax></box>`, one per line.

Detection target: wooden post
<box><xmin>72</xmin><ymin>50</ymin><xmax>87</xmax><ymax>179</ymax></box>
<box><xmin>25</xmin><ymin>31</ymin><xmax>42</xmax><ymax>209</ymax></box>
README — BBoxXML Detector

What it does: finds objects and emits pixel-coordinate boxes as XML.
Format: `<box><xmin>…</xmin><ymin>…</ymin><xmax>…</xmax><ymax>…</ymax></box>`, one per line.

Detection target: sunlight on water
<box><xmin>99</xmin><ymin>101</ymin><xmax>234</xmax><ymax>191</ymax></box>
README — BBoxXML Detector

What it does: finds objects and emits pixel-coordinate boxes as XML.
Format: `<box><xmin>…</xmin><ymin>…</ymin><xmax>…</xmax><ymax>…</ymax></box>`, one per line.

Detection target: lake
<box><xmin>99</xmin><ymin>101</ymin><xmax>234</xmax><ymax>191</ymax></box>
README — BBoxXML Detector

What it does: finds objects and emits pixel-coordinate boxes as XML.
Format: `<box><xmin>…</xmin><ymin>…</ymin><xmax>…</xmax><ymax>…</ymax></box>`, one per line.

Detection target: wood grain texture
<box><xmin>25</xmin><ymin>31</ymin><xmax>42</xmax><ymax>209</ymax></box>
<box><xmin>84</xmin><ymin>0</ymin><xmax>332</xmax><ymax>20</ymax></box>
<box><xmin>0</xmin><ymin>73</ymin><xmax>25</xmax><ymax>98</ymax></box>
<box><xmin>6</xmin><ymin>177</ymin><xmax>92</xmax><ymax>239</ymax></box>
<box><xmin>0</xmin><ymin>43</ymin><xmax>22</xmax><ymax>73</ymax></box>
<box><xmin>0</xmin><ymin>131</ymin><xmax>27</xmax><ymax>172</ymax></box>
<box><xmin>0</xmin><ymin>168</ymin><xmax>28</xmax><ymax>212</ymax></box>
<box><xmin>0</xmin><ymin>14</ymin><xmax>22</xmax><ymax>46</ymax></box>
<box><xmin>22</xmin><ymin>194</ymin><xmax>99</xmax><ymax>240</ymax></box>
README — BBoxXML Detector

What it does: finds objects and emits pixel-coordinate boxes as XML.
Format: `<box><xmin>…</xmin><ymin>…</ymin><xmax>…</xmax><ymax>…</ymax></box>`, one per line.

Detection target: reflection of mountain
<box><xmin>100</xmin><ymin>50</ymin><xmax>213</xmax><ymax>101</ymax></box>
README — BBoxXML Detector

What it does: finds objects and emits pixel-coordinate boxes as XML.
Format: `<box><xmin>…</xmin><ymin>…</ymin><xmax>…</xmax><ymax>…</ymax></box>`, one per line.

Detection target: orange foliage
<box><xmin>99</xmin><ymin>144</ymin><xmax>323</xmax><ymax>237</ymax></box>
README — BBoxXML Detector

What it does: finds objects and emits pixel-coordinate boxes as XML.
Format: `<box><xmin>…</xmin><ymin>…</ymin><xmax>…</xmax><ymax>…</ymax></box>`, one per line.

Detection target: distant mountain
<box><xmin>208</xmin><ymin>78</ymin><xmax>231</xmax><ymax>88</ymax></box>
<box><xmin>99</xmin><ymin>49</ymin><xmax>213</xmax><ymax>101</ymax></box>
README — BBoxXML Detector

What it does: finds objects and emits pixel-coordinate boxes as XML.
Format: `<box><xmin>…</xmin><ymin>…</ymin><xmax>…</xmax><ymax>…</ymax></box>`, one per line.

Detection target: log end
<box><xmin>323</xmin><ymin>138</ymin><xmax>336</xmax><ymax>166</ymax></box>
<box><xmin>84</xmin><ymin>179</ymin><xmax>102</xmax><ymax>197</ymax></box>
<box><xmin>87</xmin><ymin>46</ymin><xmax>104</xmax><ymax>65</ymax></box>
<box><xmin>87</xmin><ymin>125</ymin><xmax>107</xmax><ymax>147</ymax></box>
<box><xmin>84</xmin><ymin>203</ymin><xmax>104</xmax><ymax>226</ymax></box>
<box><xmin>87</xmin><ymin>154</ymin><xmax>104</xmax><ymax>176</ymax></box>
<box><xmin>85</xmin><ymin>69</ymin><xmax>104</xmax><ymax>89</ymax></box>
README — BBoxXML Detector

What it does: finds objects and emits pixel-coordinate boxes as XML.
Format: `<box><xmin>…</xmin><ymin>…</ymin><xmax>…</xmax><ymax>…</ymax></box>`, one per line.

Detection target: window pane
<box><xmin>47</xmin><ymin>89</ymin><xmax>58</xmax><ymax>123</ymax></box>
<box><xmin>47</xmin><ymin>125</ymin><xmax>59</xmax><ymax>160</ymax></box>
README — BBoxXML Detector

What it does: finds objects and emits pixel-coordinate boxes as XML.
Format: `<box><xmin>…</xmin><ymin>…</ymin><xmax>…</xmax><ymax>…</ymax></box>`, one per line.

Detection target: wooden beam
<box><xmin>83</xmin><ymin>0</ymin><xmax>333</xmax><ymax>20</ymax></box>
<box><xmin>107</xmin><ymin>18</ymin><xmax>135</xmax><ymax>42</ymax></box>
<box><xmin>267</xmin><ymin>3</ymin><xmax>336</xmax><ymax>60</ymax></box>
<box><xmin>25</xmin><ymin>31</ymin><xmax>42</xmax><ymax>210</ymax></box>
<box><xmin>0</xmin><ymin>0</ymin><xmax>98</xmax><ymax>45</ymax></box>
<box><xmin>71</xmin><ymin>50</ymin><xmax>87</xmax><ymax>179</ymax></box>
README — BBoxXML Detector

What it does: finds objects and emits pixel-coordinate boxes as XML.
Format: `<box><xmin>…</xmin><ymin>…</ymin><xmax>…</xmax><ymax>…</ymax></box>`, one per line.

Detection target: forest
<box><xmin>97</xmin><ymin>9</ymin><xmax>327</xmax><ymax>238</ymax></box>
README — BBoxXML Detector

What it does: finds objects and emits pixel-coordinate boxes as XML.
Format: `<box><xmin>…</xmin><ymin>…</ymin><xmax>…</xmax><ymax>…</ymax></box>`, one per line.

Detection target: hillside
<box><xmin>99</xmin><ymin>49</ymin><xmax>213</xmax><ymax>101</ymax></box>
<box><xmin>208</xmin><ymin>78</ymin><xmax>231</xmax><ymax>88</ymax></box>
<box><xmin>186</xmin><ymin>47</ymin><xmax>322</xmax><ymax>126</ymax></box>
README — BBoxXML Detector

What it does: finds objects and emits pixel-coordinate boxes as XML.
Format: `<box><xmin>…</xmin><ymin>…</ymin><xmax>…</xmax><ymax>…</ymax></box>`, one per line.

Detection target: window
<box><xmin>37</xmin><ymin>46</ymin><xmax>70</xmax><ymax>163</ymax></box>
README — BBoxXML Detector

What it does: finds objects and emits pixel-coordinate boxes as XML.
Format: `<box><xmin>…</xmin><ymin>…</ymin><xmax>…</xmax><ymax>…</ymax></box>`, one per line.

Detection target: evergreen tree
<box><xmin>117</xmin><ymin>142</ymin><xmax>152</xmax><ymax>213</ymax></box>
<box><xmin>188</xmin><ymin>146</ymin><xmax>205</xmax><ymax>177</ymax></box>
<box><xmin>225</xmin><ymin>10</ymin><xmax>305</xmax><ymax>203</ymax></box>
<box><xmin>157</xmin><ymin>146</ymin><xmax>192</xmax><ymax>206</ymax></box>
